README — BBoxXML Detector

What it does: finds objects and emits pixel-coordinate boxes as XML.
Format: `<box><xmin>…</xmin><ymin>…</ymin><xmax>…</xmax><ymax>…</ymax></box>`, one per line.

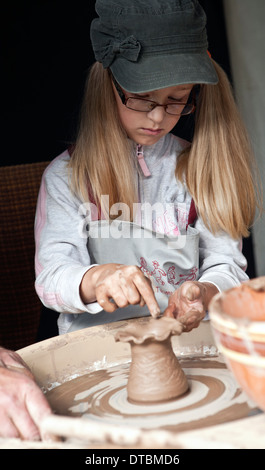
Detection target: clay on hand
<box><xmin>81</xmin><ymin>263</ymin><xmax>161</xmax><ymax>318</ymax></box>
<box><xmin>164</xmin><ymin>281</ymin><xmax>210</xmax><ymax>331</ymax></box>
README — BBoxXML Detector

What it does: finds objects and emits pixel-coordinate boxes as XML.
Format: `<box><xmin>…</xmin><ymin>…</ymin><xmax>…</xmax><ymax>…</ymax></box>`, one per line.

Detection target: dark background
<box><xmin>1</xmin><ymin>1</ymin><xmax>231</xmax><ymax>166</ymax></box>
<box><xmin>1</xmin><ymin>0</ymin><xmax>256</xmax><ymax>276</ymax></box>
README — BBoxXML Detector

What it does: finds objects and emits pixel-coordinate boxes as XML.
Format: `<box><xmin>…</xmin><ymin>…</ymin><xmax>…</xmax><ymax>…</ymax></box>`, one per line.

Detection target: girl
<box><xmin>35</xmin><ymin>0</ymin><xmax>260</xmax><ymax>335</ymax></box>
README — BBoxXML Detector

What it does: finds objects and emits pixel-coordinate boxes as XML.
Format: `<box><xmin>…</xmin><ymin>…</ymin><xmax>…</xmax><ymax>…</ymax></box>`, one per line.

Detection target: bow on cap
<box><xmin>96</xmin><ymin>35</ymin><xmax>141</xmax><ymax>68</ymax></box>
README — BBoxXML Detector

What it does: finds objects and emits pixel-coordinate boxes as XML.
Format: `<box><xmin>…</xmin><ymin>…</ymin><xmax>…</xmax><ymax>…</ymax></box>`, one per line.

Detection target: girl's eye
<box><xmin>169</xmin><ymin>95</ymin><xmax>189</xmax><ymax>103</ymax></box>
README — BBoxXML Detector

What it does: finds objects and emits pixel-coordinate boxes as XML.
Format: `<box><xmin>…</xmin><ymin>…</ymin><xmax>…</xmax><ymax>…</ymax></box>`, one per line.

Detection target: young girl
<box><xmin>35</xmin><ymin>0</ymin><xmax>260</xmax><ymax>335</ymax></box>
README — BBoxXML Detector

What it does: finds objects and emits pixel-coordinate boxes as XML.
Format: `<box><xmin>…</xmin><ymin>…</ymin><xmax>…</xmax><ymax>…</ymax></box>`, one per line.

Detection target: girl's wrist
<box><xmin>80</xmin><ymin>266</ymin><xmax>100</xmax><ymax>304</ymax></box>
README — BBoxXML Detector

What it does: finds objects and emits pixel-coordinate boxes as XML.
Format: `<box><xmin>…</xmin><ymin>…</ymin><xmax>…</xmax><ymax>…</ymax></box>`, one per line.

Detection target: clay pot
<box><xmin>209</xmin><ymin>277</ymin><xmax>265</xmax><ymax>412</ymax></box>
<box><xmin>216</xmin><ymin>277</ymin><xmax>265</xmax><ymax>321</ymax></box>
<box><xmin>115</xmin><ymin>317</ymin><xmax>189</xmax><ymax>403</ymax></box>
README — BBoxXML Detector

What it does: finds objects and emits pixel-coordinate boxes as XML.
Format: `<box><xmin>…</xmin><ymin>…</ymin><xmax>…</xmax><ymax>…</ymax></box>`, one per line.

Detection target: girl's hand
<box><xmin>0</xmin><ymin>348</ymin><xmax>52</xmax><ymax>440</ymax></box>
<box><xmin>163</xmin><ymin>281</ymin><xmax>218</xmax><ymax>332</ymax></box>
<box><xmin>80</xmin><ymin>263</ymin><xmax>160</xmax><ymax>318</ymax></box>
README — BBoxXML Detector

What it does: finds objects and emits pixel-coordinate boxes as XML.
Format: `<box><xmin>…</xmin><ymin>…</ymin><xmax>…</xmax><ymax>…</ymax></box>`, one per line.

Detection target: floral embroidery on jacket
<box><xmin>139</xmin><ymin>257</ymin><xmax>198</xmax><ymax>296</ymax></box>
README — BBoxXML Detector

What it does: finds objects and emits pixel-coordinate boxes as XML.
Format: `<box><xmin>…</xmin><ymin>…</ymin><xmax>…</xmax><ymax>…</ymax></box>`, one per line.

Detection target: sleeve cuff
<box><xmin>62</xmin><ymin>264</ymin><xmax>103</xmax><ymax>314</ymax></box>
<box><xmin>198</xmin><ymin>271</ymin><xmax>243</xmax><ymax>293</ymax></box>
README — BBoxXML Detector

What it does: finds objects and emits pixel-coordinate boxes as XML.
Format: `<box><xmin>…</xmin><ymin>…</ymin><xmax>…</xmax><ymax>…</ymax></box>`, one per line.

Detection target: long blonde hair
<box><xmin>69</xmin><ymin>62</ymin><xmax>137</xmax><ymax>217</ymax></box>
<box><xmin>176</xmin><ymin>60</ymin><xmax>261</xmax><ymax>238</ymax></box>
<box><xmin>69</xmin><ymin>61</ymin><xmax>261</xmax><ymax>238</ymax></box>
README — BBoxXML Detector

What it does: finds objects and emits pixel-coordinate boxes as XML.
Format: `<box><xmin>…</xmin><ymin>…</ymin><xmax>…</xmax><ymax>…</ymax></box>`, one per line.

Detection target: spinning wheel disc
<box><xmin>46</xmin><ymin>357</ymin><xmax>257</xmax><ymax>433</ymax></box>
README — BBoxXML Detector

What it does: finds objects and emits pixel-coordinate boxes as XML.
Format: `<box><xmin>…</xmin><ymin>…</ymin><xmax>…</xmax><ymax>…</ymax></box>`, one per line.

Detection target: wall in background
<box><xmin>1</xmin><ymin>1</ymin><xmax>230</xmax><ymax>166</ymax></box>
<box><xmin>2</xmin><ymin>2</ymin><xmax>96</xmax><ymax>166</ymax></box>
<box><xmin>223</xmin><ymin>0</ymin><xmax>265</xmax><ymax>276</ymax></box>
<box><xmin>1</xmin><ymin>0</ymin><xmax>257</xmax><ymax>277</ymax></box>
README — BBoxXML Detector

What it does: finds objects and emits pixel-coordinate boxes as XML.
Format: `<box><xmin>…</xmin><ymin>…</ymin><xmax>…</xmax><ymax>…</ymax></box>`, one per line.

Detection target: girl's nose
<box><xmin>146</xmin><ymin>105</ymin><xmax>166</xmax><ymax>123</ymax></box>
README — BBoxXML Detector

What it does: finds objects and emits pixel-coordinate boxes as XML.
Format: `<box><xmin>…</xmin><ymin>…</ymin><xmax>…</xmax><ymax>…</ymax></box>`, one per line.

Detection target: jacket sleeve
<box><xmin>34</xmin><ymin>153</ymin><xmax>102</xmax><ymax>314</ymax></box>
<box><xmin>195</xmin><ymin>216</ymin><xmax>249</xmax><ymax>292</ymax></box>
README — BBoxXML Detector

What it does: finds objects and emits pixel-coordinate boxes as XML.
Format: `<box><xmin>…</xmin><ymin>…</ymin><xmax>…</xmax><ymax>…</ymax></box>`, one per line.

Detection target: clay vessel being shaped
<box><xmin>115</xmin><ymin>316</ymin><xmax>189</xmax><ymax>403</ymax></box>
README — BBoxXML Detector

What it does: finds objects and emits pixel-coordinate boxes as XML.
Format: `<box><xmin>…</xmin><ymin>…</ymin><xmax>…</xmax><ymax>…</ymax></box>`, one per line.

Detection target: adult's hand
<box><xmin>0</xmin><ymin>347</ymin><xmax>52</xmax><ymax>440</ymax></box>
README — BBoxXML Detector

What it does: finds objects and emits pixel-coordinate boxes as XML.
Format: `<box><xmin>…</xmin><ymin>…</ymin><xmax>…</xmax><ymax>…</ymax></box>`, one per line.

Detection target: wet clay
<box><xmin>45</xmin><ymin>358</ymin><xmax>258</xmax><ymax>434</ymax></box>
<box><xmin>209</xmin><ymin>276</ymin><xmax>265</xmax><ymax>412</ymax></box>
<box><xmin>115</xmin><ymin>317</ymin><xmax>188</xmax><ymax>403</ymax></box>
<box><xmin>210</xmin><ymin>276</ymin><xmax>265</xmax><ymax>321</ymax></box>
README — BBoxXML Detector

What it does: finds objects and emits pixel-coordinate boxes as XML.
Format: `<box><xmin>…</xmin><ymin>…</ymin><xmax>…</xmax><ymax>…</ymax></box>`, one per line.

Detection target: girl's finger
<box><xmin>119</xmin><ymin>276</ymin><xmax>142</xmax><ymax>305</ymax></box>
<box><xmin>96</xmin><ymin>285</ymin><xmax>128</xmax><ymax>311</ymax></box>
<box><xmin>184</xmin><ymin>284</ymin><xmax>202</xmax><ymax>302</ymax></box>
<box><xmin>132</xmin><ymin>273</ymin><xmax>160</xmax><ymax>318</ymax></box>
<box><xmin>163</xmin><ymin>303</ymin><xmax>177</xmax><ymax>318</ymax></box>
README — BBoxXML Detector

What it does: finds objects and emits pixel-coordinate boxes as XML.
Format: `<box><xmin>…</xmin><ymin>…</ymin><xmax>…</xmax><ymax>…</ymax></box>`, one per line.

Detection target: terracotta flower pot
<box><xmin>115</xmin><ymin>317</ymin><xmax>189</xmax><ymax>403</ymax></box>
<box><xmin>209</xmin><ymin>277</ymin><xmax>265</xmax><ymax>412</ymax></box>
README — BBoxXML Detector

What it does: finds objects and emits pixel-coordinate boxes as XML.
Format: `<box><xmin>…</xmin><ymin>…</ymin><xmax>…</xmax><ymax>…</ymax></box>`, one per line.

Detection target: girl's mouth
<box><xmin>141</xmin><ymin>128</ymin><xmax>163</xmax><ymax>136</ymax></box>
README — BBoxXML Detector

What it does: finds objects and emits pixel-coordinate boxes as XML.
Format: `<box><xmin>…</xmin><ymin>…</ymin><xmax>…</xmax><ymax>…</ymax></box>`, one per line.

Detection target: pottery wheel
<box><xmin>46</xmin><ymin>356</ymin><xmax>258</xmax><ymax>433</ymax></box>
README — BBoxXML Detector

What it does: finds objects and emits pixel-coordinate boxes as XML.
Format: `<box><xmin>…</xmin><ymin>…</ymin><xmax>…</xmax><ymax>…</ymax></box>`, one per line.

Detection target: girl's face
<box><xmin>113</xmin><ymin>82</ymin><xmax>194</xmax><ymax>146</ymax></box>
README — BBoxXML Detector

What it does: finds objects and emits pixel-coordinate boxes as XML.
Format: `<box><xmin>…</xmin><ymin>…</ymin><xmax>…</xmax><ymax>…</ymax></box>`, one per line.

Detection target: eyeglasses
<box><xmin>112</xmin><ymin>76</ymin><xmax>197</xmax><ymax>116</ymax></box>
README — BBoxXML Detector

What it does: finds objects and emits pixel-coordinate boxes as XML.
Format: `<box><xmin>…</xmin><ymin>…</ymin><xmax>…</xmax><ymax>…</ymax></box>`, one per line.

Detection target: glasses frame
<box><xmin>112</xmin><ymin>75</ymin><xmax>198</xmax><ymax>116</ymax></box>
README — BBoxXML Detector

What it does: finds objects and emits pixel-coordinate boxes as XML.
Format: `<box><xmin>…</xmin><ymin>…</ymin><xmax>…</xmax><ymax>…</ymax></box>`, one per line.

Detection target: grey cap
<box><xmin>90</xmin><ymin>0</ymin><xmax>218</xmax><ymax>92</ymax></box>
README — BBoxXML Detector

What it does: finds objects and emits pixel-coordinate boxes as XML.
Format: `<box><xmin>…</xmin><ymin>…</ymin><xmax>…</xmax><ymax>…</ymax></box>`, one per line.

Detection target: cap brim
<box><xmin>110</xmin><ymin>51</ymin><xmax>218</xmax><ymax>93</ymax></box>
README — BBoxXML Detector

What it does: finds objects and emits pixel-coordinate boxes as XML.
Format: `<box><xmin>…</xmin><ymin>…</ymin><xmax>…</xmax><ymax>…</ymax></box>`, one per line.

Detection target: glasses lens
<box><xmin>126</xmin><ymin>98</ymin><xmax>155</xmax><ymax>112</ymax></box>
<box><xmin>125</xmin><ymin>97</ymin><xmax>195</xmax><ymax>115</ymax></box>
<box><xmin>166</xmin><ymin>103</ymin><xmax>190</xmax><ymax>115</ymax></box>
<box><xmin>180</xmin><ymin>103</ymin><xmax>195</xmax><ymax>116</ymax></box>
